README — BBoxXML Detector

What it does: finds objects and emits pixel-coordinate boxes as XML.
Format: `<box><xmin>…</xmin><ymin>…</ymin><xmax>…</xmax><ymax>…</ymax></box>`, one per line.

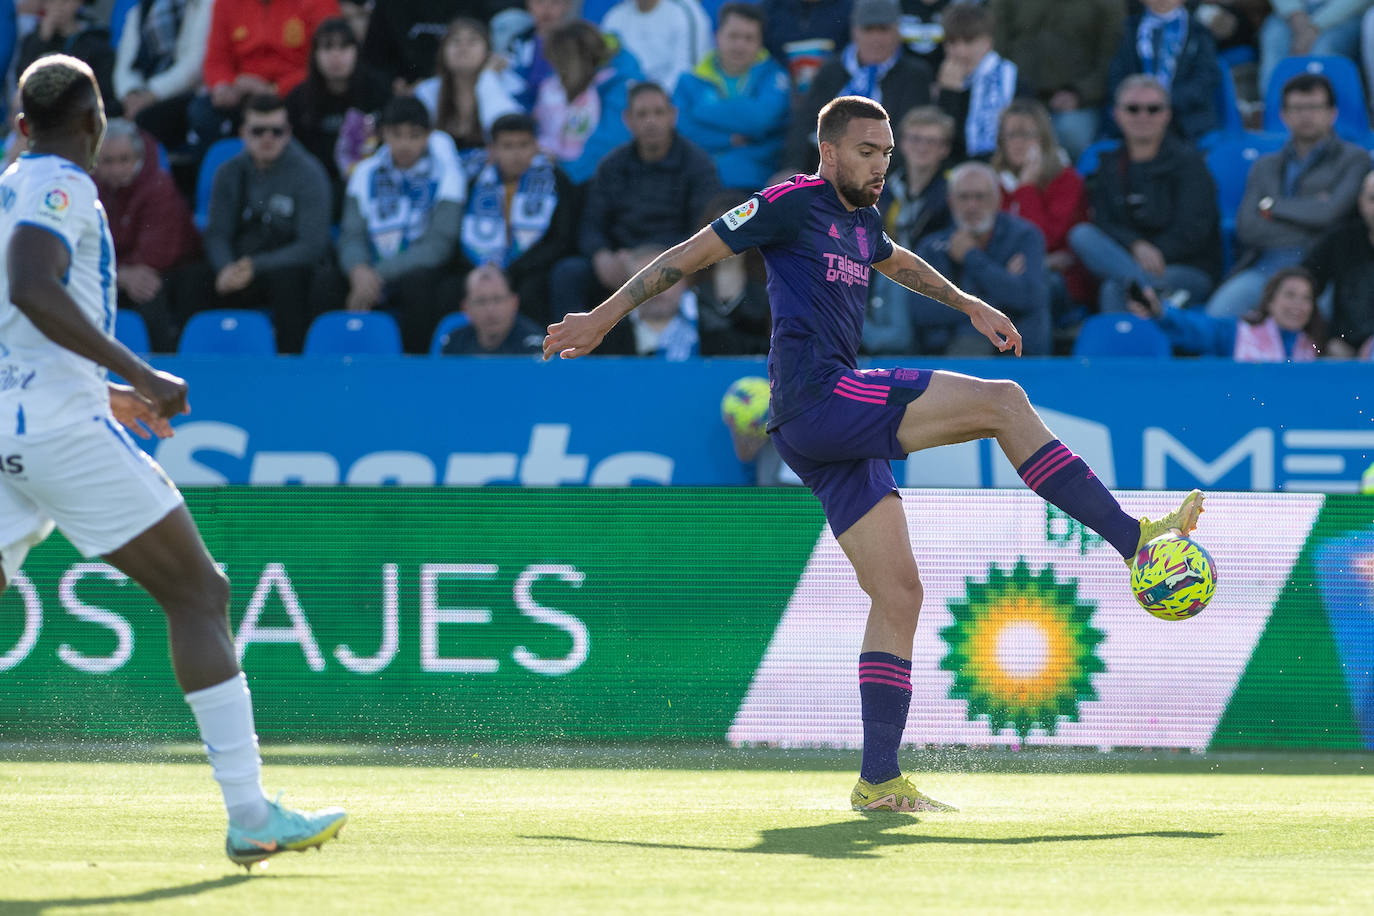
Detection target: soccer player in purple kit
<box><xmin>544</xmin><ymin>96</ymin><xmax>1205</xmax><ymax>812</ymax></box>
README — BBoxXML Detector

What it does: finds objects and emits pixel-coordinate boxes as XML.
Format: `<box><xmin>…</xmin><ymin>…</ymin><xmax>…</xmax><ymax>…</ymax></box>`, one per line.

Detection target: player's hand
<box><xmin>109</xmin><ymin>384</ymin><xmax>176</xmax><ymax>439</ymax></box>
<box><xmin>543</xmin><ymin>311</ymin><xmax>610</xmax><ymax>360</ymax></box>
<box><xmin>967</xmin><ymin>298</ymin><xmax>1022</xmax><ymax>356</ymax></box>
<box><xmin>134</xmin><ymin>368</ymin><xmax>191</xmax><ymax>420</ymax></box>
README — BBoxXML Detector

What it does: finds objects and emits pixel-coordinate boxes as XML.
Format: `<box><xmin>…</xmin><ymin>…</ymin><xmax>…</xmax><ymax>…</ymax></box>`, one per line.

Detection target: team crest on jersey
<box><xmin>722</xmin><ymin>198</ymin><xmax>758</xmax><ymax>230</ymax></box>
<box><xmin>43</xmin><ymin>188</ymin><xmax>69</xmax><ymax>213</ymax></box>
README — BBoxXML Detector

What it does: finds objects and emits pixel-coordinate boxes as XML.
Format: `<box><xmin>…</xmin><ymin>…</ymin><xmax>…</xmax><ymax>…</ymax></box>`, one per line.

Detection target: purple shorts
<box><xmin>771</xmin><ymin>368</ymin><xmax>933</xmax><ymax>537</ymax></box>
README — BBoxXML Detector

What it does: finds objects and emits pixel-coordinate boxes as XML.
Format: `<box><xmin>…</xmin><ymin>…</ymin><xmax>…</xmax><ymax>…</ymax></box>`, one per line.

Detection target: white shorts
<box><xmin>0</xmin><ymin>413</ymin><xmax>184</xmax><ymax>576</ymax></box>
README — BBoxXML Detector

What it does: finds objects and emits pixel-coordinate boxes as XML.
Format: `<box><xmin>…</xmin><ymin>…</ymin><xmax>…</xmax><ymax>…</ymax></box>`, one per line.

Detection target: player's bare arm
<box><xmin>543</xmin><ymin>226</ymin><xmax>734</xmax><ymax>360</ymax></box>
<box><xmin>9</xmin><ymin>225</ymin><xmax>189</xmax><ymax>417</ymax></box>
<box><xmin>874</xmin><ymin>244</ymin><xmax>1023</xmax><ymax>356</ymax></box>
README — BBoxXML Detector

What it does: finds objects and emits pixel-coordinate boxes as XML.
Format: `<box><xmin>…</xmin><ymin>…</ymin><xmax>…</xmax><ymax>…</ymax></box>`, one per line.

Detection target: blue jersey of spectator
<box><xmin>673</xmin><ymin>8</ymin><xmax>791</xmax><ymax>191</ymax></box>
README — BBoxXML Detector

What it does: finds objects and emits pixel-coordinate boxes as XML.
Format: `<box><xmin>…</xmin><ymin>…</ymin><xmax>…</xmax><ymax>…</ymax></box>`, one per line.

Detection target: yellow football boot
<box><xmin>850</xmin><ymin>775</ymin><xmax>957</xmax><ymax>813</ymax></box>
<box><xmin>1128</xmin><ymin>488</ymin><xmax>1206</xmax><ymax>567</ymax></box>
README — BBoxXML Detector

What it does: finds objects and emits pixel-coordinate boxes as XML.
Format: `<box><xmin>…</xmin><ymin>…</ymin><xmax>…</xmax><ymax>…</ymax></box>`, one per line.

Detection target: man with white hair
<box><xmin>909</xmin><ymin>161</ymin><xmax>1051</xmax><ymax>354</ymax></box>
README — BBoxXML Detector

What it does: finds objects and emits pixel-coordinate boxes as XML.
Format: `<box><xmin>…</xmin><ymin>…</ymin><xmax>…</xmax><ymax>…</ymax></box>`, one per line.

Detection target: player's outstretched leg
<box><xmin>103</xmin><ymin>506</ymin><xmax>347</xmax><ymax>869</ymax></box>
<box><xmin>894</xmin><ymin>372</ymin><xmax>1205</xmax><ymax>563</ymax></box>
<box><xmin>836</xmin><ymin>494</ymin><xmax>956</xmax><ymax>813</ymax></box>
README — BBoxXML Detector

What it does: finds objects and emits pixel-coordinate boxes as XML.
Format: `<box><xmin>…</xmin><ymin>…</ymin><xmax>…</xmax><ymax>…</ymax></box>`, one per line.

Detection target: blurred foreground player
<box><xmin>0</xmin><ymin>55</ymin><xmax>346</xmax><ymax>869</ymax></box>
<box><xmin>545</xmin><ymin>95</ymin><xmax>1205</xmax><ymax>812</ymax></box>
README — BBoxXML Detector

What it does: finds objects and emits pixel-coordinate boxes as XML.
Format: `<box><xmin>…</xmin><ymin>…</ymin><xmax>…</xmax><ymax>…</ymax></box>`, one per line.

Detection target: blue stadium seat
<box><xmin>1263</xmin><ymin>56</ymin><xmax>1370</xmax><ymax>141</ymax></box>
<box><xmin>1205</xmin><ymin>131</ymin><xmax>1287</xmax><ymax>271</ymax></box>
<box><xmin>1073</xmin><ymin>314</ymin><xmax>1173</xmax><ymax>358</ymax></box>
<box><xmin>178</xmin><ymin>310</ymin><xmax>276</xmax><ymax>355</ymax></box>
<box><xmin>193</xmin><ymin>138</ymin><xmax>244</xmax><ymax>231</ymax></box>
<box><xmin>304</xmin><ymin>311</ymin><xmax>403</xmax><ymax>356</ymax></box>
<box><xmin>429</xmin><ymin>312</ymin><xmax>471</xmax><ymax>355</ymax></box>
<box><xmin>1075</xmin><ymin>138</ymin><xmax>1120</xmax><ymax>176</ymax></box>
<box><xmin>109</xmin><ymin>0</ymin><xmax>139</xmax><ymax>48</ymax></box>
<box><xmin>114</xmin><ymin>310</ymin><xmax>150</xmax><ymax>354</ymax></box>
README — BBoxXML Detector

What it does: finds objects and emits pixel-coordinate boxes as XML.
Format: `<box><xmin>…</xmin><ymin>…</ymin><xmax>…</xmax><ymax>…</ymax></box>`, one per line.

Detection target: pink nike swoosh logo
<box><xmin>244</xmin><ymin>837</ymin><xmax>278</xmax><ymax>852</ymax></box>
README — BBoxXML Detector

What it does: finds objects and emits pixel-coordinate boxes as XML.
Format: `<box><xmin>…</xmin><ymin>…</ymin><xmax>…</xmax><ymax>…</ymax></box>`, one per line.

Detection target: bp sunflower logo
<box><xmin>940</xmin><ymin>559</ymin><xmax>1104</xmax><ymax>738</ymax></box>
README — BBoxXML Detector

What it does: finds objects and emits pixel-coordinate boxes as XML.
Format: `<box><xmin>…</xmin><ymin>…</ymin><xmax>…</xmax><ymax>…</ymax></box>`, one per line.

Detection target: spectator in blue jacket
<box><xmin>1129</xmin><ymin>266</ymin><xmax>1326</xmax><ymax>361</ymax></box>
<box><xmin>1107</xmin><ymin>0</ymin><xmax>1222</xmax><ymax>143</ymax></box>
<box><xmin>674</xmin><ymin>3</ymin><xmax>791</xmax><ymax>191</ymax></box>
<box><xmin>914</xmin><ymin>162</ymin><xmax>1052</xmax><ymax>355</ymax></box>
<box><xmin>534</xmin><ymin>20</ymin><xmax>642</xmax><ymax>184</ymax></box>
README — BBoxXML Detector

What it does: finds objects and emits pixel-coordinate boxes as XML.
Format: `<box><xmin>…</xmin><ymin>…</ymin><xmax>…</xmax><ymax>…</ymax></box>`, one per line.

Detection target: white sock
<box><xmin>185</xmin><ymin>672</ymin><xmax>271</xmax><ymax>829</ymax></box>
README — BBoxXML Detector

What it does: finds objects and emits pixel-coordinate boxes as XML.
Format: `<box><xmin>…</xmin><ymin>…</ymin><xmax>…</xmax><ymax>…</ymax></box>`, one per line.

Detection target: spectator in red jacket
<box><xmin>95</xmin><ymin>119</ymin><xmax>202</xmax><ymax>352</ymax></box>
<box><xmin>188</xmin><ymin>0</ymin><xmax>340</xmax><ymax>161</ymax></box>
<box><xmin>990</xmin><ymin>99</ymin><xmax>1092</xmax><ymax>322</ymax></box>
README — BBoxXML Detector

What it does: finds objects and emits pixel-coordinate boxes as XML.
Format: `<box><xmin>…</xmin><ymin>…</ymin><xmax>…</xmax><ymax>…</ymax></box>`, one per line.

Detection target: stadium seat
<box><xmin>113</xmin><ymin>310</ymin><xmax>150</xmax><ymax>355</ymax></box>
<box><xmin>1072</xmin><ymin>314</ymin><xmax>1173</xmax><ymax>358</ymax></box>
<box><xmin>304</xmin><ymin>311</ymin><xmax>403</xmax><ymax>356</ymax></box>
<box><xmin>1075</xmin><ymin>138</ymin><xmax>1120</xmax><ymax>176</ymax></box>
<box><xmin>1262</xmin><ymin>56</ymin><xmax>1370</xmax><ymax>141</ymax></box>
<box><xmin>1203</xmin><ymin>66</ymin><xmax>1246</xmax><ymax>146</ymax></box>
<box><xmin>193</xmin><ymin>138</ymin><xmax>244</xmax><ymax>231</ymax></box>
<box><xmin>177</xmin><ymin>309</ymin><xmax>276</xmax><ymax>355</ymax></box>
<box><xmin>1205</xmin><ymin>131</ymin><xmax>1287</xmax><ymax>271</ymax></box>
<box><xmin>108</xmin><ymin>0</ymin><xmax>139</xmax><ymax>48</ymax></box>
<box><xmin>429</xmin><ymin>311</ymin><xmax>471</xmax><ymax>355</ymax></box>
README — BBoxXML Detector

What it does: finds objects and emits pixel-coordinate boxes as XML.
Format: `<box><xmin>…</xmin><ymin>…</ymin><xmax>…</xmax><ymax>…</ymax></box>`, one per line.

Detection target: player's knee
<box><xmin>867</xmin><ymin>568</ymin><xmax>923</xmax><ymax>613</ymax></box>
<box><xmin>165</xmin><ymin>564</ymin><xmax>230</xmax><ymax>618</ymax></box>
<box><xmin>983</xmin><ymin>380</ymin><xmax>1031</xmax><ymax>427</ymax></box>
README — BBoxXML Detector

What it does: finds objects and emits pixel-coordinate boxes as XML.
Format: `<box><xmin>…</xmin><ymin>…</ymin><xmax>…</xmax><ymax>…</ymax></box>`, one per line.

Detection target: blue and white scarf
<box><xmin>133</xmin><ymin>0</ymin><xmax>189</xmax><ymax>79</ymax></box>
<box><xmin>1137</xmin><ymin>8</ymin><xmax>1188</xmax><ymax>91</ymax></box>
<box><xmin>840</xmin><ymin>44</ymin><xmax>901</xmax><ymax>106</ymax></box>
<box><xmin>355</xmin><ymin>134</ymin><xmax>466</xmax><ymax>260</ymax></box>
<box><xmin>461</xmin><ymin>153</ymin><xmax>560</xmax><ymax>267</ymax></box>
<box><xmin>966</xmin><ymin>51</ymin><xmax>1018</xmax><ymax>157</ymax></box>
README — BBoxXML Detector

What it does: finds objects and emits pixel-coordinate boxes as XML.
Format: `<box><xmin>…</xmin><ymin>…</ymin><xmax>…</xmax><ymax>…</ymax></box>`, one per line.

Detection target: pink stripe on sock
<box><xmin>859</xmin><ymin>661</ymin><xmax>912</xmax><ymax>676</ymax></box>
<box><xmin>836</xmin><ymin>390</ymin><xmax>887</xmax><ymax>405</ymax></box>
<box><xmin>859</xmin><ymin>674</ymin><xmax>912</xmax><ymax>690</ymax></box>
<box><xmin>1027</xmin><ymin>453</ymin><xmax>1080</xmax><ymax>491</ymax></box>
<box><xmin>1021</xmin><ymin>444</ymin><xmax>1069</xmax><ymax>483</ymax></box>
<box><xmin>838</xmin><ymin>376</ymin><xmax>892</xmax><ymax>393</ymax></box>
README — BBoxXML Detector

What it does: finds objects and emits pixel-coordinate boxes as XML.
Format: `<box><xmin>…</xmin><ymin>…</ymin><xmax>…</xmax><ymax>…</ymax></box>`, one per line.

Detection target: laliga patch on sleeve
<box><xmin>721</xmin><ymin>197</ymin><xmax>758</xmax><ymax>230</ymax></box>
<box><xmin>33</xmin><ymin>185</ymin><xmax>72</xmax><ymax>225</ymax></box>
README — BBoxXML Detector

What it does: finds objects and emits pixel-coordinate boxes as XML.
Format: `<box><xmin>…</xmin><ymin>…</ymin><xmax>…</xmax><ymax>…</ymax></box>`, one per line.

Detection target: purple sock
<box><xmin>859</xmin><ymin>651</ymin><xmax>912</xmax><ymax>783</ymax></box>
<box><xmin>1018</xmin><ymin>439</ymin><xmax>1140</xmax><ymax>558</ymax></box>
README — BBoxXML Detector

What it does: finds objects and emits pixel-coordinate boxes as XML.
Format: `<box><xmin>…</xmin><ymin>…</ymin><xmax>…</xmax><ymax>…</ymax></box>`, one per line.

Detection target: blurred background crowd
<box><xmin>5</xmin><ymin>0</ymin><xmax>1374</xmax><ymax>362</ymax></box>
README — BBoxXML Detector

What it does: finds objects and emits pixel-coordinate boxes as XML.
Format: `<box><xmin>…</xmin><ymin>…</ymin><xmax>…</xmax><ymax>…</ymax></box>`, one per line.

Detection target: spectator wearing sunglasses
<box><xmin>1107</xmin><ymin>0</ymin><xmax>1221</xmax><ymax>143</ymax></box>
<box><xmin>194</xmin><ymin>94</ymin><xmax>333</xmax><ymax>352</ymax></box>
<box><xmin>1069</xmin><ymin>75</ymin><xmax>1221</xmax><ymax>314</ymax></box>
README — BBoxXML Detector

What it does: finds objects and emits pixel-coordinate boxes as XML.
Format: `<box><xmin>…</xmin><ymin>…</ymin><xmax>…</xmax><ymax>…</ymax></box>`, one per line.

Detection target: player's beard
<box><xmin>835</xmin><ymin>166</ymin><xmax>883</xmax><ymax>209</ymax></box>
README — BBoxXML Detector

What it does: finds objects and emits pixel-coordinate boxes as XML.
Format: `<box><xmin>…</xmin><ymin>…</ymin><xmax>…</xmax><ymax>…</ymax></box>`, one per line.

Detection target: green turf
<box><xmin>1</xmin><ymin>749</ymin><xmax>1372</xmax><ymax>915</ymax></box>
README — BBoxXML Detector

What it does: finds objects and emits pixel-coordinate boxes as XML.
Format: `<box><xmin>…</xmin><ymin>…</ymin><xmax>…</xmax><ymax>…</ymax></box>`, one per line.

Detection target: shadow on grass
<box><xmin>525</xmin><ymin>818</ymin><xmax>1222</xmax><ymax>860</ymax></box>
<box><xmin>0</xmin><ymin>873</ymin><xmax>282</xmax><ymax>914</ymax></box>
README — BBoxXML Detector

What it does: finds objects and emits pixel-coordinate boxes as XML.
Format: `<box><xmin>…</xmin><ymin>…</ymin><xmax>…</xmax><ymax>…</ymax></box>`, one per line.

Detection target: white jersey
<box><xmin>0</xmin><ymin>152</ymin><xmax>117</xmax><ymax>437</ymax></box>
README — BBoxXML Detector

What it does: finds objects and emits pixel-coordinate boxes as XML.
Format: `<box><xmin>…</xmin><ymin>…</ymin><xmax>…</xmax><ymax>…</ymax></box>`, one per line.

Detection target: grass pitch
<box><xmin>1</xmin><ymin>747</ymin><xmax>1371</xmax><ymax>915</ymax></box>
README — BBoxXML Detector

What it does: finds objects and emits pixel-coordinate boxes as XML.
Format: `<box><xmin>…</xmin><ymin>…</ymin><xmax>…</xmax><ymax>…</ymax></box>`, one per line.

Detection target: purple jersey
<box><xmin>710</xmin><ymin>175</ymin><xmax>894</xmax><ymax>430</ymax></box>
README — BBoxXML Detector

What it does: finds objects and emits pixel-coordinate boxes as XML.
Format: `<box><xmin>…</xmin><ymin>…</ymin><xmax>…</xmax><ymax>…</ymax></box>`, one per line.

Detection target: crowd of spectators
<box><xmin>0</xmin><ymin>0</ymin><xmax>1369</xmax><ymax>362</ymax></box>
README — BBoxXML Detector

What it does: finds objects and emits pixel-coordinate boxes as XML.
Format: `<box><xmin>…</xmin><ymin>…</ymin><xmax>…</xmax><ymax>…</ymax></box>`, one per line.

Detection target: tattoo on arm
<box><xmin>889</xmin><ymin>263</ymin><xmax>960</xmax><ymax>305</ymax></box>
<box><xmin>623</xmin><ymin>262</ymin><xmax>685</xmax><ymax>306</ymax></box>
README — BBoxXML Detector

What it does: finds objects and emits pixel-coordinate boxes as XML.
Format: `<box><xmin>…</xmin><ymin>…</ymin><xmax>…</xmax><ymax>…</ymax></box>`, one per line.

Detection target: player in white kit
<box><xmin>0</xmin><ymin>55</ymin><xmax>346</xmax><ymax>869</ymax></box>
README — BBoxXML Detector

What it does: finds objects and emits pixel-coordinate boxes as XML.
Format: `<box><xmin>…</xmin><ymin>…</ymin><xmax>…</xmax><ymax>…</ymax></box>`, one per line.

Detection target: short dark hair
<box><xmin>489</xmin><ymin>112</ymin><xmax>537</xmax><ymax>141</ymax></box>
<box><xmin>242</xmin><ymin>93</ymin><xmax>287</xmax><ymax>118</ymax></box>
<box><xmin>717</xmin><ymin>2</ymin><xmax>765</xmax><ymax>31</ymax></box>
<box><xmin>19</xmin><ymin>54</ymin><xmax>99</xmax><ymax>133</ymax></box>
<box><xmin>379</xmin><ymin>96</ymin><xmax>431</xmax><ymax>130</ymax></box>
<box><xmin>627</xmin><ymin>81</ymin><xmax>671</xmax><ymax>109</ymax></box>
<box><xmin>817</xmin><ymin>95</ymin><xmax>889</xmax><ymax>146</ymax></box>
<box><xmin>1281</xmin><ymin>72</ymin><xmax>1336</xmax><ymax>109</ymax></box>
<box><xmin>941</xmin><ymin>1</ymin><xmax>995</xmax><ymax>43</ymax></box>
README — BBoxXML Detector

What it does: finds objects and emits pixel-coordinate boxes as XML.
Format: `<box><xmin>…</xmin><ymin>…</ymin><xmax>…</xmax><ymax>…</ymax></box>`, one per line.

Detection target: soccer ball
<box><xmin>720</xmin><ymin>376</ymin><xmax>771</xmax><ymax>437</ymax></box>
<box><xmin>1130</xmin><ymin>533</ymin><xmax>1216</xmax><ymax>620</ymax></box>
